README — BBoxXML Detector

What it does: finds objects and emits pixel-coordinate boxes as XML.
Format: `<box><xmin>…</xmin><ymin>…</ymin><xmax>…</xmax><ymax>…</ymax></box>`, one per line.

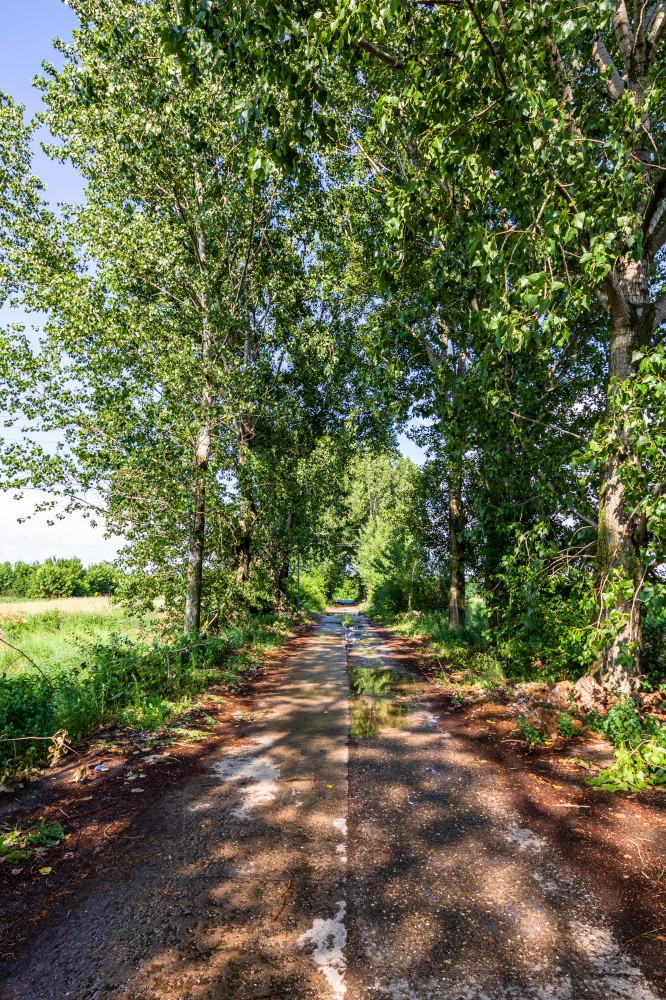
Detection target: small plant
<box><xmin>557</xmin><ymin>712</ymin><xmax>577</xmax><ymax>738</ymax></box>
<box><xmin>516</xmin><ymin>714</ymin><xmax>547</xmax><ymax>746</ymax></box>
<box><xmin>587</xmin><ymin>739</ymin><xmax>666</xmax><ymax>793</ymax></box>
<box><xmin>585</xmin><ymin>698</ymin><xmax>666</xmax><ymax>792</ymax></box>
<box><xmin>450</xmin><ymin>685</ymin><xmax>465</xmax><ymax>707</ymax></box>
<box><xmin>0</xmin><ymin>818</ymin><xmax>65</xmax><ymax>862</ymax></box>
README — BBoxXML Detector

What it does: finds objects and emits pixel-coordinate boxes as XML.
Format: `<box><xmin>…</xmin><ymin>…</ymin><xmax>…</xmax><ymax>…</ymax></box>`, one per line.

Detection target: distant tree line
<box><xmin>0</xmin><ymin>559</ymin><xmax>122</xmax><ymax>599</ymax></box>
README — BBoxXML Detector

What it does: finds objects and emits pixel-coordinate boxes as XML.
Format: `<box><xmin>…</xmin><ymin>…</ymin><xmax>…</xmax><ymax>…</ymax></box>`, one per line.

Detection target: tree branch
<box><xmin>500</xmin><ymin>407</ymin><xmax>585</xmax><ymax>440</ymax></box>
<box><xmin>357</xmin><ymin>38</ymin><xmax>405</xmax><ymax>69</ymax></box>
<box><xmin>464</xmin><ymin>0</ymin><xmax>508</xmax><ymax>90</ymax></box>
<box><xmin>646</xmin><ymin>218</ymin><xmax>666</xmax><ymax>256</ymax></box>
<box><xmin>647</xmin><ymin>3</ymin><xmax>666</xmax><ymax>58</ymax></box>
<box><xmin>642</xmin><ymin>173</ymin><xmax>666</xmax><ymax>237</ymax></box>
<box><xmin>592</xmin><ymin>38</ymin><xmax>625</xmax><ymax>99</ymax></box>
<box><xmin>652</xmin><ymin>289</ymin><xmax>666</xmax><ymax>332</ymax></box>
<box><xmin>613</xmin><ymin>1</ymin><xmax>635</xmax><ymax>63</ymax></box>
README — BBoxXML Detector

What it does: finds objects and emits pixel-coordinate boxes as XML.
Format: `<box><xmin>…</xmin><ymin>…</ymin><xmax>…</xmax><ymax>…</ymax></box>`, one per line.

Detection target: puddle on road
<box><xmin>348</xmin><ymin>667</ymin><xmax>427</xmax><ymax>738</ymax></box>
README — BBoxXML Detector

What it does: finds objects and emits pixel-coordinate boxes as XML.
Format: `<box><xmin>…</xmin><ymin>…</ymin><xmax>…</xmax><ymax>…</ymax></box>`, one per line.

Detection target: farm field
<box><xmin>0</xmin><ymin>595</ymin><xmax>117</xmax><ymax>616</ymax></box>
<box><xmin>0</xmin><ymin>597</ymin><xmax>151</xmax><ymax>679</ymax></box>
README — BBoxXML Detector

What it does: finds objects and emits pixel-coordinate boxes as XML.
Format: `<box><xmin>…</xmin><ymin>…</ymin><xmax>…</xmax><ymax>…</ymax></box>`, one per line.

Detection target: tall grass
<box><xmin>0</xmin><ymin>604</ymin><xmax>296</xmax><ymax>778</ymax></box>
<box><xmin>378</xmin><ymin>604</ymin><xmax>508</xmax><ymax>691</ymax></box>
<box><xmin>0</xmin><ymin>607</ymin><xmax>147</xmax><ymax>679</ymax></box>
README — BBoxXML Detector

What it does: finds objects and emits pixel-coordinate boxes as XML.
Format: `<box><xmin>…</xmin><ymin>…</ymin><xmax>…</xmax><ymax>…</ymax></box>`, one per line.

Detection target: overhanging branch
<box><xmin>357</xmin><ymin>38</ymin><xmax>406</xmax><ymax>69</ymax></box>
<box><xmin>652</xmin><ymin>289</ymin><xmax>666</xmax><ymax>332</ymax></box>
<box><xmin>592</xmin><ymin>38</ymin><xmax>625</xmax><ymax>100</ymax></box>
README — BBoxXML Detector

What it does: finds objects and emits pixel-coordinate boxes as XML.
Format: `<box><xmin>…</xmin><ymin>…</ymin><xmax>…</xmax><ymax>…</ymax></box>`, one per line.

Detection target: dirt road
<box><xmin>1</xmin><ymin>610</ymin><xmax>665</xmax><ymax>999</ymax></box>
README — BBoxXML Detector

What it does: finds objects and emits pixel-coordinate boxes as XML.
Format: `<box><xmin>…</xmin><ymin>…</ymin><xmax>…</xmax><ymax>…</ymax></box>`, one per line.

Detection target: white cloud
<box><xmin>0</xmin><ymin>491</ymin><xmax>120</xmax><ymax>565</ymax></box>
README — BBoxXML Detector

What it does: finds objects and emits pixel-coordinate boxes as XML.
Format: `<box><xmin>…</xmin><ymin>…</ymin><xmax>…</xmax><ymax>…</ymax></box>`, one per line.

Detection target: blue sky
<box><xmin>0</xmin><ymin>2</ymin><xmax>424</xmax><ymax>566</ymax></box>
<box><xmin>0</xmin><ymin>1</ymin><xmax>115</xmax><ymax>564</ymax></box>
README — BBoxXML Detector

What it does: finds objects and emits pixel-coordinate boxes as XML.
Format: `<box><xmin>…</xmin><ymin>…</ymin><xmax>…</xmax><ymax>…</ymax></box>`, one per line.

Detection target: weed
<box><xmin>516</xmin><ymin>714</ymin><xmax>547</xmax><ymax>746</ymax></box>
<box><xmin>585</xmin><ymin>698</ymin><xmax>666</xmax><ymax>792</ymax></box>
<box><xmin>0</xmin><ymin>818</ymin><xmax>65</xmax><ymax>862</ymax></box>
<box><xmin>450</xmin><ymin>685</ymin><xmax>465</xmax><ymax>707</ymax></box>
<box><xmin>557</xmin><ymin>712</ymin><xmax>577</xmax><ymax>738</ymax></box>
<box><xmin>0</xmin><ymin>611</ymin><xmax>296</xmax><ymax>777</ymax></box>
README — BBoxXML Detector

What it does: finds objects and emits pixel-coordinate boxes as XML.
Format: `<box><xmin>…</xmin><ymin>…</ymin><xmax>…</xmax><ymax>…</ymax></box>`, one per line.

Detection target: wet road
<box><xmin>3</xmin><ymin>609</ymin><xmax>664</xmax><ymax>999</ymax></box>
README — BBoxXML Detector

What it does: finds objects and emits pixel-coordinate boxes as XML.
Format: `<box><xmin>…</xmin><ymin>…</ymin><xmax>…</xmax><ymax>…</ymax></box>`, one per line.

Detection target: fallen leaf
<box><xmin>326</xmin><ymin>785</ymin><xmax>333</xmax><ymax>789</ymax></box>
<box><xmin>11</xmin><ymin>868</ymin><xmax>23</xmax><ymax>876</ymax></box>
<box><xmin>130</xmin><ymin>788</ymin><xmax>145</xmax><ymax>794</ymax></box>
<box><xmin>38</xmin><ymin>867</ymin><xmax>52</xmax><ymax>875</ymax></box>
<box><xmin>552</xmin><ymin>784</ymin><xmax>564</xmax><ymax>789</ymax></box>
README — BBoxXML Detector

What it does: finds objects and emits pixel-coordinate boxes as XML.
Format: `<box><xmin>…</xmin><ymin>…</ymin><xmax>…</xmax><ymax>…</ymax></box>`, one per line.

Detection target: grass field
<box><xmin>0</xmin><ymin>595</ymin><xmax>117</xmax><ymax>616</ymax></box>
<box><xmin>0</xmin><ymin>597</ymin><xmax>149</xmax><ymax>679</ymax></box>
<box><xmin>0</xmin><ymin>595</ymin><xmax>301</xmax><ymax>780</ymax></box>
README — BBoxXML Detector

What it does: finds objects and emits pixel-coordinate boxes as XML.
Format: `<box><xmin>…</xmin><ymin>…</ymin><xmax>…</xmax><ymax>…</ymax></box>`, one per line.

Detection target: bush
<box><xmin>0</xmin><ymin>563</ymin><xmax>14</xmax><ymax>596</ymax></box>
<box><xmin>586</xmin><ymin>699</ymin><xmax>666</xmax><ymax>792</ymax></box>
<box><xmin>286</xmin><ymin>571</ymin><xmax>326</xmax><ymax>614</ymax></box>
<box><xmin>516</xmin><ymin>714</ymin><xmax>547</xmax><ymax>746</ymax></box>
<box><xmin>30</xmin><ymin>558</ymin><xmax>87</xmax><ymax>599</ymax></box>
<box><xmin>0</xmin><ymin>614</ymin><xmax>294</xmax><ymax>776</ymax></box>
<box><xmin>557</xmin><ymin>712</ymin><xmax>577</xmax><ymax>738</ymax></box>
<box><xmin>334</xmin><ymin>576</ymin><xmax>361</xmax><ymax>602</ymax></box>
<box><xmin>643</xmin><ymin>613</ymin><xmax>666</xmax><ymax>689</ymax></box>
<box><xmin>86</xmin><ymin>562</ymin><xmax>121</xmax><ymax>595</ymax></box>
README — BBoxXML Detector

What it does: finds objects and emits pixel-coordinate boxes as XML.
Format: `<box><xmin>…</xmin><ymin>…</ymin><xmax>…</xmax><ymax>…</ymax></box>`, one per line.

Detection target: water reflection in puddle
<box><xmin>348</xmin><ymin>667</ymin><xmax>427</xmax><ymax>738</ymax></box>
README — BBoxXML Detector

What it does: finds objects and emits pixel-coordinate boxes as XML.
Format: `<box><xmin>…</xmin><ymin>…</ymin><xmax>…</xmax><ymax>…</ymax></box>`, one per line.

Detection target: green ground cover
<box><xmin>0</xmin><ymin>597</ymin><xmax>302</xmax><ymax>781</ymax></box>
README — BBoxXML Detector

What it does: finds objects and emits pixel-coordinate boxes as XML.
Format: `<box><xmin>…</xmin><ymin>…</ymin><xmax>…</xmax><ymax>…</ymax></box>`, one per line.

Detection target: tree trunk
<box><xmin>448</xmin><ymin>470</ymin><xmax>466</xmax><ymax>630</ymax></box>
<box><xmin>184</xmin><ymin>415</ymin><xmax>211</xmax><ymax>635</ymax></box>
<box><xmin>183</xmin><ymin>183</ymin><xmax>212</xmax><ymax>637</ymax></box>
<box><xmin>184</xmin><ymin>478</ymin><xmax>206</xmax><ymax>635</ymax></box>
<box><xmin>235</xmin><ymin>527</ymin><xmax>252</xmax><ymax>586</ymax></box>
<box><xmin>595</xmin><ymin>261</ymin><xmax>649</xmax><ymax>692</ymax></box>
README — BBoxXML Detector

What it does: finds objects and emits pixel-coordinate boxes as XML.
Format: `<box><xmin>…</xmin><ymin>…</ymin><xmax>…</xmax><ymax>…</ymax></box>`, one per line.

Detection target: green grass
<box><xmin>0</xmin><ymin>819</ymin><xmax>66</xmax><ymax>863</ymax></box>
<box><xmin>0</xmin><ymin>604</ymin><xmax>298</xmax><ymax>781</ymax></box>
<box><xmin>381</xmin><ymin>606</ymin><xmax>508</xmax><ymax>691</ymax></box>
<box><xmin>0</xmin><ymin>604</ymin><xmax>149</xmax><ymax>680</ymax></box>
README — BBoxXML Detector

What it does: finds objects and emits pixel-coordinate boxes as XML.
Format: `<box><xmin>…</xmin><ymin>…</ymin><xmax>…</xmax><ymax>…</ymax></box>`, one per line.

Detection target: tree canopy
<box><xmin>1</xmin><ymin>0</ymin><xmax>666</xmax><ymax>695</ymax></box>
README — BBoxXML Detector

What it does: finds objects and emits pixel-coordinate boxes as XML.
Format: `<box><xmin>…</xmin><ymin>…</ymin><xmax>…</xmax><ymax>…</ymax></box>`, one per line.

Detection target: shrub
<box><xmin>586</xmin><ymin>698</ymin><xmax>666</xmax><ymax>792</ymax></box>
<box><xmin>516</xmin><ymin>714</ymin><xmax>547</xmax><ymax>746</ymax></box>
<box><xmin>643</xmin><ymin>613</ymin><xmax>666</xmax><ymax>689</ymax></box>
<box><xmin>30</xmin><ymin>558</ymin><xmax>87</xmax><ymax>598</ymax></box>
<box><xmin>286</xmin><ymin>572</ymin><xmax>326</xmax><ymax>614</ymax></box>
<box><xmin>557</xmin><ymin>712</ymin><xmax>577</xmax><ymax>738</ymax></box>
<box><xmin>86</xmin><ymin>562</ymin><xmax>122</xmax><ymax>595</ymax></box>
<box><xmin>0</xmin><ymin>614</ymin><xmax>293</xmax><ymax>777</ymax></box>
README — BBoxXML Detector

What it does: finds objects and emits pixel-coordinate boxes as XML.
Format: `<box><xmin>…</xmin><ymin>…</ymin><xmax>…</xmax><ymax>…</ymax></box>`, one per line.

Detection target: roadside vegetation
<box><xmin>1</xmin><ymin>3</ymin><xmax>666</xmax><ymax>795</ymax></box>
<box><xmin>0</xmin><ymin>598</ymin><xmax>305</xmax><ymax>783</ymax></box>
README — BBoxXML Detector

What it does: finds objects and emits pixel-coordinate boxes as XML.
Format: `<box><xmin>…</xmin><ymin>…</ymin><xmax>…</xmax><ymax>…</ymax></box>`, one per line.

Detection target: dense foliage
<box><xmin>0</xmin><ymin>559</ymin><xmax>121</xmax><ymax>598</ymax></box>
<box><xmin>1</xmin><ymin>0</ymin><xmax>666</xmax><ymax>711</ymax></box>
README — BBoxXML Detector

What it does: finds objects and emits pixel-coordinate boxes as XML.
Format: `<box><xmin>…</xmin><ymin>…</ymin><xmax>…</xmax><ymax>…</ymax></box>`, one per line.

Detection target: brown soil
<box><xmin>0</xmin><ymin>627</ymin><xmax>313</xmax><ymax>966</ymax></box>
<box><xmin>369</xmin><ymin>619</ymin><xmax>666</xmax><ymax>978</ymax></box>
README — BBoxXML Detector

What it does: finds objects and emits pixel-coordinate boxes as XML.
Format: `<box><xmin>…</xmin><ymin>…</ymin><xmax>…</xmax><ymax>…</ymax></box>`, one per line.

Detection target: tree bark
<box><xmin>184</xmin><ymin>395</ymin><xmax>211</xmax><ymax>634</ymax></box>
<box><xmin>234</xmin><ymin>424</ymin><xmax>254</xmax><ymax>587</ymax></box>
<box><xmin>184</xmin><ymin>473</ymin><xmax>206</xmax><ymax>635</ymax></box>
<box><xmin>448</xmin><ymin>344</ymin><xmax>467</xmax><ymax>630</ymax></box>
<box><xmin>448</xmin><ymin>469</ymin><xmax>466</xmax><ymax>630</ymax></box>
<box><xmin>595</xmin><ymin>260</ymin><xmax>650</xmax><ymax>691</ymax></box>
<box><xmin>183</xmin><ymin>178</ymin><xmax>212</xmax><ymax>637</ymax></box>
